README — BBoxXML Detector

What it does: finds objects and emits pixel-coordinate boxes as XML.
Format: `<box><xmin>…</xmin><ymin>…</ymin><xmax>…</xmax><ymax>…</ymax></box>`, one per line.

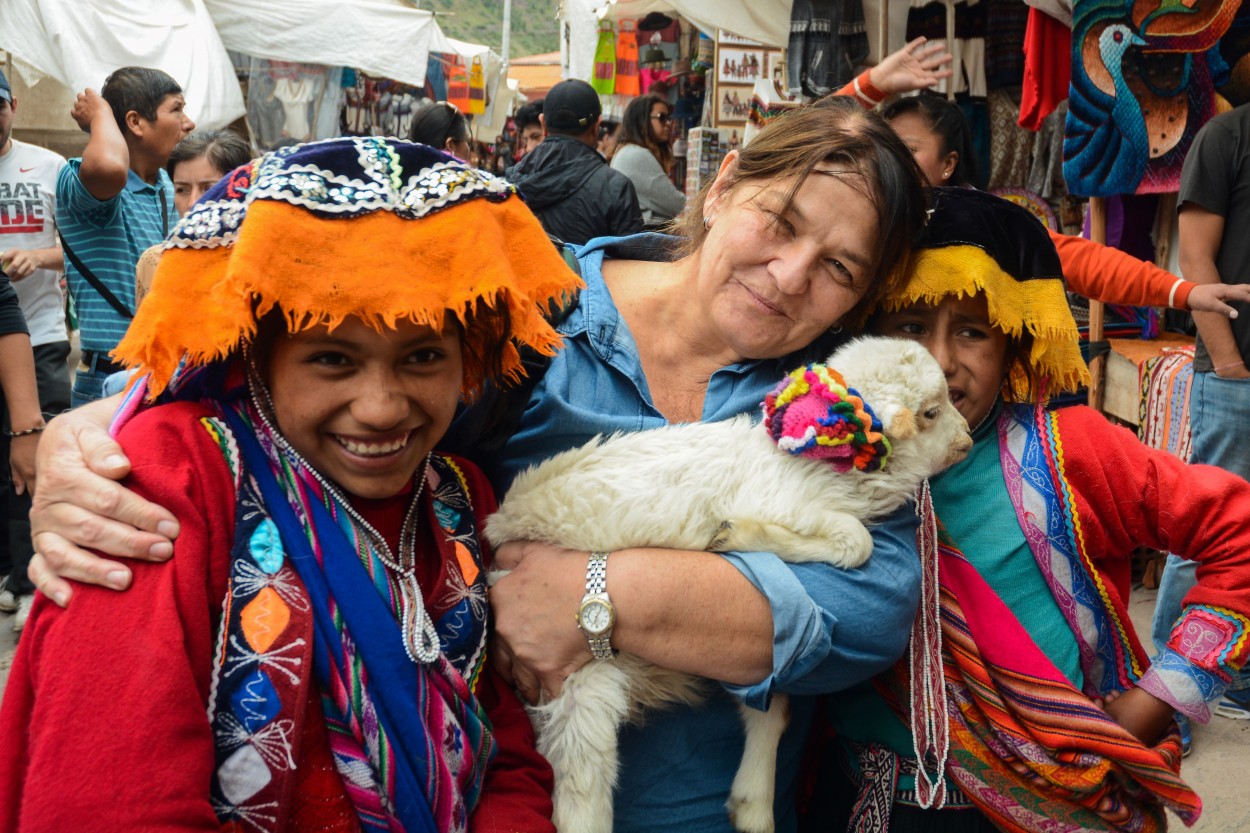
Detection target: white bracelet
<box><xmin>1168</xmin><ymin>277</ymin><xmax>1187</xmax><ymax>309</ymax></box>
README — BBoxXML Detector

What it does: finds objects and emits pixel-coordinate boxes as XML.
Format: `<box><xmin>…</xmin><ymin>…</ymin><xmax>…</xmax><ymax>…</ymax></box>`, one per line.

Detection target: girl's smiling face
<box><xmin>872</xmin><ymin>292</ymin><xmax>1009</xmax><ymax>429</ymax></box>
<box><xmin>263</xmin><ymin>316</ymin><xmax>464</xmax><ymax>499</ymax></box>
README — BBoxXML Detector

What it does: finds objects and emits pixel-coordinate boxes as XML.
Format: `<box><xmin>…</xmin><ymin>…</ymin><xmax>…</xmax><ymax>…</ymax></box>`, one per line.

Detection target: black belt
<box><xmin>79</xmin><ymin>349</ymin><xmax>125</xmax><ymax>375</ymax></box>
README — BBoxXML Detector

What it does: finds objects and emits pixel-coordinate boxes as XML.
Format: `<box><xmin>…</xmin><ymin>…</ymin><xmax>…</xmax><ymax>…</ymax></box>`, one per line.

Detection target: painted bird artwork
<box><xmin>1064</xmin><ymin>0</ymin><xmax>1239</xmax><ymax>197</ymax></box>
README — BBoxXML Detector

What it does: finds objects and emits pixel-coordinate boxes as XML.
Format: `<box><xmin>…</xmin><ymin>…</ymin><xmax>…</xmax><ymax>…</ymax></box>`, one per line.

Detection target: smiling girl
<box><xmin>816</xmin><ymin>187</ymin><xmax>1250</xmax><ymax>833</ymax></box>
<box><xmin>0</xmin><ymin>138</ymin><xmax>580</xmax><ymax>832</ymax></box>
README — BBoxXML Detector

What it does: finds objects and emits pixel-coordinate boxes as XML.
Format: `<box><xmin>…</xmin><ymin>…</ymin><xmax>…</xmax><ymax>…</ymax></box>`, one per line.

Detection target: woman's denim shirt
<box><xmin>450</xmin><ymin>233</ymin><xmax>921</xmax><ymax>832</ymax></box>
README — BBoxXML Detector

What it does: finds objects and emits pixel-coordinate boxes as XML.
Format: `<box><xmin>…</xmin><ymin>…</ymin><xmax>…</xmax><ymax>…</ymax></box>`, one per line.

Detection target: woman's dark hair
<box><xmin>616</xmin><ymin>94</ymin><xmax>672</xmax><ymax>172</ymax></box>
<box><xmin>881</xmin><ymin>92</ymin><xmax>983</xmax><ymax>189</ymax></box>
<box><xmin>166</xmin><ymin>129</ymin><xmax>252</xmax><ymax>178</ymax></box>
<box><xmin>409</xmin><ymin>101</ymin><xmax>470</xmax><ymax>149</ymax></box>
<box><xmin>675</xmin><ymin>96</ymin><xmax>929</xmax><ymax>324</ymax></box>
<box><xmin>101</xmin><ymin>66</ymin><xmax>183</xmax><ymax>136</ymax></box>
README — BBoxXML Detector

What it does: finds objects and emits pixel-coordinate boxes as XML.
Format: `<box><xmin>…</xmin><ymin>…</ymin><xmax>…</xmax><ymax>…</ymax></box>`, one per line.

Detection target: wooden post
<box><xmin>1087</xmin><ymin>197</ymin><xmax>1107</xmax><ymax>411</ymax></box>
<box><xmin>945</xmin><ymin>0</ymin><xmax>956</xmax><ymax>101</ymax></box>
<box><xmin>1154</xmin><ymin>192</ymin><xmax>1178</xmax><ymax>271</ymax></box>
<box><xmin>878</xmin><ymin>0</ymin><xmax>890</xmax><ymax>68</ymax></box>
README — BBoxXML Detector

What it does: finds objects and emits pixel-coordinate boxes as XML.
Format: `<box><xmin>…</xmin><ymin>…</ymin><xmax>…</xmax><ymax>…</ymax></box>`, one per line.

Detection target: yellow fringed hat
<box><xmin>115</xmin><ymin>136</ymin><xmax>583</xmax><ymax>399</ymax></box>
<box><xmin>881</xmin><ymin>187</ymin><xmax>1089</xmax><ymax>399</ymax></box>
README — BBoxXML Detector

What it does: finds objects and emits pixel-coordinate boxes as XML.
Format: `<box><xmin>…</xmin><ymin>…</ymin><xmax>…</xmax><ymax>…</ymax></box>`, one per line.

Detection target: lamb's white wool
<box><xmin>487</xmin><ymin>336</ymin><xmax>972</xmax><ymax>833</ymax></box>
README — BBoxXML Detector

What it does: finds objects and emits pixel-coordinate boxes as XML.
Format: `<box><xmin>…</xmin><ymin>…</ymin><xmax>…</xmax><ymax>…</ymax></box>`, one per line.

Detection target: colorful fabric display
<box><xmin>446</xmin><ymin>56</ymin><xmax>471</xmax><ymax>112</ymax></box>
<box><xmin>1138</xmin><ymin>346</ymin><xmax>1195</xmax><ymax>463</ymax></box>
<box><xmin>592</xmin><ymin>20</ymin><xmax>617</xmax><ymax>95</ymax></box>
<box><xmin>615</xmin><ymin>24</ymin><xmax>640</xmax><ymax>96</ymax></box>
<box><xmin>1064</xmin><ymin>0</ymin><xmax>1238</xmax><ymax>196</ymax></box>
<box><xmin>467</xmin><ymin>56</ymin><xmax>486</xmax><ymax>115</ymax></box>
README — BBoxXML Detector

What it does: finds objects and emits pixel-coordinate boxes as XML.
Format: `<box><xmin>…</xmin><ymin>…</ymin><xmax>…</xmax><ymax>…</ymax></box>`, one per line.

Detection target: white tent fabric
<box><xmin>205</xmin><ymin>0</ymin><xmax>445</xmax><ymax>88</ymax></box>
<box><xmin>599</xmin><ymin>0</ymin><xmax>791</xmax><ymax>47</ymax></box>
<box><xmin>0</xmin><ymin>0</ymin><xmax>245</xmax><ymax>129</ymax></box>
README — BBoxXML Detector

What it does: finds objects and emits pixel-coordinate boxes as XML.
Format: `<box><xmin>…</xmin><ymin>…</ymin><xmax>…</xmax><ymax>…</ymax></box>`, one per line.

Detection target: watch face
<box><xmin>579</xmin><ymin>599</ymin><xmax>614</xmax><ymax>635</ymax></box>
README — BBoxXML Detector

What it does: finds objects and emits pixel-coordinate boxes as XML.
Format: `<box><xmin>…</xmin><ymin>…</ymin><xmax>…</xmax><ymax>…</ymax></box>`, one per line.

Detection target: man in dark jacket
<box><xmin>507</xmin><ymin>80</ymin><xmax>643</xmax><ymax>246</ymax></box>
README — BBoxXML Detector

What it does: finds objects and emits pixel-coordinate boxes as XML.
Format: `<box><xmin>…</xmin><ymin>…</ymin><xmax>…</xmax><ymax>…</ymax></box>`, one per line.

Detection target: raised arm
<box><xmin>70</xmin><ymin>89</ymin><xmax>129</xmax><ymax>202</ymax></box>
<box><xmin>835</xmin><ymin>37</ymin><xmax>954</xmax><ymax>107</ymax></box>
<box><xmin>29</xmin><ymin>393</ymin><xmax>180</xmax><ymax>606</ymax></box>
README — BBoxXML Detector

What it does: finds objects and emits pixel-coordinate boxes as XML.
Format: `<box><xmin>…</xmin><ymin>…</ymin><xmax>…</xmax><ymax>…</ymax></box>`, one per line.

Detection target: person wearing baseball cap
<box><xmin>506</xmin><ymin>79</ymin><xmax>642</xmax><ymax>245</ymax></box>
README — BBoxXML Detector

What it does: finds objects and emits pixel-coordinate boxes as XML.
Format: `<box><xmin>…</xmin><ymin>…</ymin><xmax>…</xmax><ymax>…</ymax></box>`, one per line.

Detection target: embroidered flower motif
<box><xmin>249</xmin><ymin>519</ymin><xmax>284</xmax><ymax>575</ymax></box>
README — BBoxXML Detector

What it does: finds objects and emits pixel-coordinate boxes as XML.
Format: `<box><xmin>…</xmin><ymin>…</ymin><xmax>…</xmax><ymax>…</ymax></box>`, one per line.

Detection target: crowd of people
<box><xmin>0</xmin><ymin>32</ymin><xmax>1249</xmax><ymax>833</ymax></box>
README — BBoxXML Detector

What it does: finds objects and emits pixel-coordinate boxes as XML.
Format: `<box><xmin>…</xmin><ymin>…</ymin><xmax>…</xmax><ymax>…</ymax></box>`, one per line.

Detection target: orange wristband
<box><xmin>853</xmin><ymin>72</ymin><xmax>887</xmax><ymax>107</ymax></box>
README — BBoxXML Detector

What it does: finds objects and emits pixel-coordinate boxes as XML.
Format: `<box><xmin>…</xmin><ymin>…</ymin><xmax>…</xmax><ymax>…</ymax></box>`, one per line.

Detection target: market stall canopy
<box><xmin>0</xmin><ymin>0</ymin><xmax>245</xmax><ymax>129</ymax></box>
<box><xmin>510</xmin><ymin>52</ymin><xmax>564</xmax><ymax>99</ymax></box>
<box><xmin>206</xmin><ymin>0</ymin><xmax>445</xmax><ymax>88</ymax></box>
<box><xmin>598</xmin><ymin>0</ymin><xmax>790</xmax><ymax>47</ymax></box>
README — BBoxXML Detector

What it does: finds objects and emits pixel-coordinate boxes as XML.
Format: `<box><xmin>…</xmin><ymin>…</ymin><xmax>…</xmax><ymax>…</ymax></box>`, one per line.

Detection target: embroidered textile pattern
<box><xmin>762</xmin><ymin>362</ymin><xmax>891</xmax><ymax>472</ymax></box>
<box><xmin>170</xmin><ymin>137</ymin><xmax>515</xmax><ymax>251</ymax></box>
<box><xmin>203</xmin><ymin>403</ymin><xmax>495</xmax><ymax>833</ymax></box>
<box><xmin>998</xmin><ymin>405</ymin><xmax>1140</xmax><ymax>696</ymax></box>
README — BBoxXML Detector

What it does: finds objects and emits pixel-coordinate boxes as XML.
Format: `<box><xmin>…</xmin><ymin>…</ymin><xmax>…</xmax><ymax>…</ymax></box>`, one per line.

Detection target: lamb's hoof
<box><xmin>709</xmin><ymin>519</ymin><xmax>734</xmax><ymax>551</ymax></box>
<box><xmin>726</xmin><ymin>794</ymin><xmax>775</xmax><ymax>833</ymax></box>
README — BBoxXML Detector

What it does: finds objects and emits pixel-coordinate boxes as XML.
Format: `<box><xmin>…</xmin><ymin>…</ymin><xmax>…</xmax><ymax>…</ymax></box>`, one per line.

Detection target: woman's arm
<box><xmin>490</xmin><ymin>506</ymin><xmax>921</xmax><ymax>708</ymax></box>
<box><xmin>834</xmin><ymin>37</ymin><xmax>955</xmax><ymax>107</ymax></box>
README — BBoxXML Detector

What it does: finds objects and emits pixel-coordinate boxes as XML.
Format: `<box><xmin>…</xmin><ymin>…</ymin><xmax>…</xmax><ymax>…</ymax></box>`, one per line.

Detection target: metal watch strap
<box><xmin>586</xmin><ymin>550</ymin><xmax>608</xmax><ymax>595</ymax></box>
<box><xmin>583</xmin><ymin>551</ymin><xmax>614</xmax><ymax>660</ymax></box>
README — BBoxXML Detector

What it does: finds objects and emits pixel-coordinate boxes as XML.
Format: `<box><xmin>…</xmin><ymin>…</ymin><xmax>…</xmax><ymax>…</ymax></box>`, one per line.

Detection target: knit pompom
<box><xmin>762</xmin><ymin>364</ymin><xmax>891</xmax><ymax>472</ymax></box>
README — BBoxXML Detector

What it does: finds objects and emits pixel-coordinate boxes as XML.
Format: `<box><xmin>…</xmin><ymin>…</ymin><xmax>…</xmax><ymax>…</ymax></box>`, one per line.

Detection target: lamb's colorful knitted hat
<box><xmin>881</xmin><ymin>187</ymin><xmax>1089</xmax><ymax>399</ymax></box>
<box><xmin>114</xmin><ymin>136</ymin><xmax>583</xmax><ymax>399</ymax></box>
<box><xmin>763</xmin><ymin>363</ymin><xmax>891</xmax><ymax>472</ymax></box>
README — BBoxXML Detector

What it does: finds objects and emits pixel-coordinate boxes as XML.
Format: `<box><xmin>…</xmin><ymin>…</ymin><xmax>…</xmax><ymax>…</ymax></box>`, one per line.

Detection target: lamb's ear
<box><xmin>886</xmin><ymin>406</ymin><xmax>917</xmax><ymax>441</ymax></box>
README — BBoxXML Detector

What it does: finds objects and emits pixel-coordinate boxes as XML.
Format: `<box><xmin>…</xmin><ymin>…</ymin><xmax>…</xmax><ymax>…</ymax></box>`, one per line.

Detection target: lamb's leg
<box><xmin>531</xmin><ymin>659</ymin><xmax>632</xmax><ymax>833</ymax></box>
<box><xmin>726</xmin><ymin>693</ymin><xmax>790</xmax><ymax>833</ymax></box>
<box><xmin>711</xmin><ymin>512</ymin><xmax>873</xmax><ymax>568</ymax></box>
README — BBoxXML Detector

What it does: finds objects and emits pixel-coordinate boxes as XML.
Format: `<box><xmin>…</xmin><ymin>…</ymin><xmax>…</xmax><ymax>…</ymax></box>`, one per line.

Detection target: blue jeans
<box><xmin>1151</xmin><ymin>372</ymin><xmax>1250</xmax><ymax>686</ymax></box>
<box><xmin>70</xmin><ymin>362</ymin><xmax>113</xmax><ymax>408</ymax></box>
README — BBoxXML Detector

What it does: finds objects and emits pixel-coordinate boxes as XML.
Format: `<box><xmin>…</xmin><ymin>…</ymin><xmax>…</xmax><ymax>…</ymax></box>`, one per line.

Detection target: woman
<box><xmin>1</xmin><ymin>138</ymin><xmax>569</xmax><ymax>831</ymax></box>
<box><xmin>609</xmin><ymin>93</ymin><xmax>686</xmax><ymax>225</ymax></box>
<box><xmin>879</xmin><ymin>91</ymin><xmax>1250</xmax><ymax>317</ymax></box>
<box><xmin>27</xmin><ymin>55</ymin><xmax>958</xmax><ymax>832</ymax></box>
<box><xmin>817</xmin><ymin>188</ymin><xmax>1250</xmax><ymax>832</ymax></box>
<box><xmin>134</xmin><ymin>129</ymin><xmax>252</xmax><ymax>306</ymax></box>
<box><xmin>409</xmin><ymin>100</ymin><xmax>473</xmax><ymax>164</ymax></box>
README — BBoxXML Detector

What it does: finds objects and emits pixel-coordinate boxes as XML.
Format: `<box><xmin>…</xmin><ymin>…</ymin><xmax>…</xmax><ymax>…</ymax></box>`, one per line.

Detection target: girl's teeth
<box><xmin>339</xmin><ymin>435</ymin><xmax>407</xmax><ymax>456</ymax></box>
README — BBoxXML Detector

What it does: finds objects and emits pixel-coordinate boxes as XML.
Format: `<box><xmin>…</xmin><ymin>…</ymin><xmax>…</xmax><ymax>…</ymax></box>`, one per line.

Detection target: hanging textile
<box><xmin>592</xmin><ymin>20</ymin><xmax>617</xmax><ymax>95</ymax></box>
<box><xmin>1018</xmin><ymin>7</ymin><xmax>1071</xmax><ymax>130</ymax></box>
<box><xmin>906</xmin><ymin>0</ymin><xmax>986</xmax><ymax>96</ymax></box>
<box><xmin>616</xmin><ymin>22</ymin><xmax>641</xmax><ymax>96</ymax></box>
<box><xmin>467</xmin><ymin>56</ymin><xmax>487</xmax><ymax>115</ymax></box>
<box><xmin>787</xmin><ymin>0</ymin><xmax>869</xmax><ymax>99</ymax></box>
<box><xmin>984</xmin><ymin>0</ymin><xmax>1030</xmax><ymax>90</ymax></box>
<box><xmin>446</xmin><ymin>55</ymin><xmax>471</xmax><ymax>111</ymax></box>
<box><xmin>1063</xmin><ymin>0</ymin><xmax>1239</xmax><ymax>196</ymax></box>
<box><xmin>987</xmin><ymin>89</ymin><xmax>1034</xmax><ymax>189</ymax></box>
<box><xmin>1138</xmin><ymin>346</ymin><xmax>1195</xmax><ymax>464</ymax></box>
<box><xmin>242</xmin><ymin>58</ymin><xmax>344</xmax><ymax>151</ymax></box>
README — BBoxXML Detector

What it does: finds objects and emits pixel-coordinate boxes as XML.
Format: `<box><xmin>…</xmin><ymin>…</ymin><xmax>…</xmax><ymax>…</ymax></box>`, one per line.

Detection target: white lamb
<box><xmin>486</xmin><ymin>336</ymin><xmax>973</xmax><ymax>833</ymax></box>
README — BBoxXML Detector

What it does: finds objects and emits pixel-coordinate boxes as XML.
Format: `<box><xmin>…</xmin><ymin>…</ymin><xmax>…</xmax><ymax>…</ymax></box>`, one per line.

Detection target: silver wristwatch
<box><xmin>576</xmin><ymin>551</ymin><xmax>616</xmax><ymax>660</ymax></box>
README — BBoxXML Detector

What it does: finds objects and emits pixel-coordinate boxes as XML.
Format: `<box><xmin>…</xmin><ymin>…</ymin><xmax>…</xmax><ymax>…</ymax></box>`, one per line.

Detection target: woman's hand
<box><xmin>489</xmin><ymin>541</ymin><xmax>593</xmax><ymax>704</ymax></box>
<box><xmin>29</xmin><ymin>400</ymin><xmax>180</xmax><ymax>607</ymax></box>
<box><xmin>1100</xmin><ymin>687</ymin><xmax>1177</xmax><ymax>747</ymax></box>
<box><xmin>1186</xmin><ymin>282</ymin><xmax>1250</xmax><ymax>319</ymax></box>
<box><xmin>868</xmin><ymin>37</ymin><xmax>955</xmax><ymax>96</ymax></box>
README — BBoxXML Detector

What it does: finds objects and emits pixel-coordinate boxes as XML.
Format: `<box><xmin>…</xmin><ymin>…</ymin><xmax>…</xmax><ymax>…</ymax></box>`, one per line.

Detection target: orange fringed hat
<box><xmin>115</xmin><ymin>136</ymin><xmax>583</xmax><ymax>399</ymax></box>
